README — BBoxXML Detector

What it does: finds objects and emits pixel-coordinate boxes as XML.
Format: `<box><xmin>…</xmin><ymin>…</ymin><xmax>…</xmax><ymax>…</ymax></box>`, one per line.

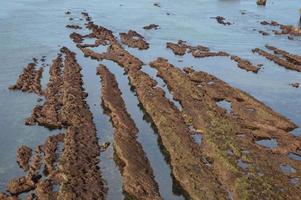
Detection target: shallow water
<box><xmin>1</xmin><ymin>0</ymin><xmax>301</xmax><ymax>199</ymax></box>
<box><xmin>255</xmin><ymin>138</ymin><xmax>278</xmax><ymax>149</ymax></box>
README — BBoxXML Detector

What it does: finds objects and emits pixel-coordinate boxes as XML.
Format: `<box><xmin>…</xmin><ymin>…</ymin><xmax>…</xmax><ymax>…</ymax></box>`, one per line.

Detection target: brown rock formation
<box><xmin>290</xmin><ymin>82</ymin><xmax>300</xmax><ymax>88</ymax></box>
<box><xmin>166</xmin><ymin>40</ymin><xmax>188</xmax><ymax>56</ymax></box>
<box><xmin>35</xmin><ymin>179</ymin><xmax>57</xmax><ymax>200</ymax></box>
<box><xmin>125</xmin><ymin>69</ymin><xmax>229</xmax><ymax>200</ymax></box>
<box><xmin>265</xmin><ymin>45</ymin><xmax>301</xmax><ymax>65</ymax></box>
<box><xmin>260</xmin><ymin>20</ymin><xmax>301</xmax><ymax>36</ymax></box>
<box><xmin>230</xmin><ymin>56</ymin><xmax>261</xmax><ymax>73</ymax></box>
<box><xmin>150</xmin><ymin>58</ymin><xmax>301</xmax><ymax>199</ymax></box>
<box><xmin>25</xmin><ymin>56</ymin><xmax>64</xmax><ymax>129</ymax></box>
<box><xmin>166</xmin><ymin>40</ymin><xmax>229</xmax><ymax>58</ymax></box>
<box><xmin>143</xmin><ymin>24</ymin><xmax>159</xmax><ymax>30</ymax></box>
<box><xmin>0</xmin><ymin>193</ymin><xmax>17</xmax><ymax>200</ymax></box>
<box><xmin>257</xmin><ymin>0</ymin><xmax>266</xmax><ymax>6</ymax></box>
<box><xmin>70</xmin><ymin>12</ymin><xmax>301</xmax><ymax>199</ymax></box>
<box><xmin>167</xmin><ymin>41</ymin><xmax>259</xmax><ymax>73</ymax></box>
<box><xmin>57</xmin><ymin>47</ymin><xmax>105</xmax><ymax>200</ymax></box>
<box><xmin>9</xmin><ymin>63</ymin><xmax>43</xmax><ymax>95</ymax></box>
<box><xmin>98</xmin><ymin>65</ymin><xmax>162</xmax><ymax>200</ymax></box>
<box><xmin>6</xmin><ymin>176</ymin><xmax>35</xmax><ymax>195</ymax></box>
<box><xmin>44</xmin><ymin>133</ymin><xmax>64</xmax><ymax>175</ymax></box>
<box><xmin>259</xmin><ymin>30</ymin><xmax>270</xmax><ymax>36</ymax></box>
<box><xmin>120</xmin><ymin>30</ymin><xmax>149</xmax><ymax>50</ymax></box>
<box><xmin>16</xmin><ymin>145</ymin><xmax>32</xmax><ymax>171</ymax></box>
<box><xmin>252</xmin><ymin>48</ymin><xmax>301</xmax><ymax>72</ymax></box>
<box><xmin>71</xmin><ymin>16</ymin><xmax>228</xmax><ymax>199</ymax></box>
<box><xmin>213</xmin><ymin>16</ymin><xmax>233</xmax><ymax>25</ymax></box>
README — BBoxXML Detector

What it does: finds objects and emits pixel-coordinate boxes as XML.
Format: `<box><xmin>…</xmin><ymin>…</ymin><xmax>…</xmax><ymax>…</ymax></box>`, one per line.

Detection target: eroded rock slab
<box><xmin>25</xmin><ymin>56</ymin><xmax>64</xmax><ymax>129</ymax></box>
<box><xmin>71</xmin><ymin>15</ymin><xmax>143</xmax><ymax>72</ymax></box>
<box><xmin>6</xmin><ymin>176</ymin><xmax>35</xmax><ymax>195</ymax></box>
<box><xmin>212</xmin><ymin>16</ymin><xmax>232</xmax><ymax>26</ymax></box>
<box><xmin>120</xmin><ymin>30</ymin><xmax>149</xmax><ymax>50</ymax></box>
<box><xmin>57</xmin><ymin>47</ymin><xmax>105</xmax><ymax>200</ymax></box>
<box><xmin>166</xmin><ymin>40</ymin><xmax>210</xmax><ymax>56</ymax></box>
<box><xmin>35</xmin><ymin>179</ymin><xmax>57</xmax><ymax>200</ymax></box>
<box><xmin>265</xmin><ymin>45</ymin><xmax>301</xmax><ymax>65</ymax></box>
<box><xmin>16</xmin><ymin>145</ymin><xmax>32</xmax><ymax>171</ymax></box>
<box><xmin>166</xmin><ymin>41</ymin><xmax>259</xmax><ymax>73</ymax></box>
<box><xmin>260</xmin><ymin>20</ymin><xmax>301</xmax><ymax>36</ymax></box>
<box><xmin>290</xmin><ymin>82</ymin><xmax>300</xmax><ymax>88</ymax></box>
<box><xmin>71</xmin><ymin>15</ymin><xmax>228</xmax><ymax>199</ymax></box>
<box><xmin>230</xmin><ymin>56</ymin><xmax>260</xmax><ymax>73</ymax></box>
<box><xmin>98</xmin><ymin>65</ymin><xmax>161</xmax><ymax>200</ymax></box>
<box><xmin>126</xmin><ymin>69</ymin><xmax>228</xmax><ymax>200</ymax></box>
<box><xmin>150</xmin><ymin>58</ymin><xmax>301</xmax><ymax>199</ymax></box>
<box><xmin>143</xmin><ymin>24</ymin><xmax>159</xmax><ymax>30</ymax></box>
<box><xmin>66</xmin><ymin>24</ymin><xmax>82</xmax><ymax>29</ymax></box>
<box><xmin>9</xmin><ymin>63</ymin><xmax>43</xmax><ymax>95</ymax></box>
<box><xmin>0</xmin><ymin>192</ymin><xmax>17</xmax><ymax>200</ymax></box>
<box><xmin>70</xmin><ymin>12</ymin><xmax>301</xmax><ymax>199</ymax></box>
<box><xmin>257</xmin><ymin>0</ymin><xmax>266</xmax><ymax>6</ymax></box>
<box><xmin>44</xmin><ymin>133</ymin><xmax>64</xmax><ymax>175</ymax></box>
<box><xmin>6</xmin><ymin>47</ymin><xmax>106</xmax><ymax>199</ymax></box>
<box><xmin>252</xmin><ymin>48</ymin><xmax>301</xmax><ymax>72</ymax></box>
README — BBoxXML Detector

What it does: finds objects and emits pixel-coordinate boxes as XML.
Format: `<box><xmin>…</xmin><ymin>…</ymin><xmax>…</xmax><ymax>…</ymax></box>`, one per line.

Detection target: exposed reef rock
<box><xmin>35</xmin><ymin>179</ymin><xmax>57</xmax><ymax>200</ymax></box>
<box><xmin>230</xmin><ymin>56</ymin><xmax>260</xmax><ymax>73</ymax></box>
<box><xmin>166</xmin><ymin>40</ymin><xmax>227</xmax><ymax>58</ymax></box>
<box><xmin>44</xmin><ymin>133</ymin><xmax>64</xmax><ymax>175</ymax></box>
<box><xmin>98</xmin><ymin>65</ymin><xmax>162</xmax><ymax>200</ymax></box>
<box><xmin>70</xmin><ymin>14</ymin><xmax>143</xmax><ymax>72</ymax></box>
<box><xmin>260</xmin><ymin>20</ymin><xmax>301</xmax><ymax>36</ymax></box>
<box><xmin>55</xmin><ymin>47</ymin><xmax>105</xmax><ymax>199</ymax></box>
<box><xmin>120</xmin><ymin>30</ymin><xmax>149</xmax><ymax>50</ymax></box>
<box><xmin>143</xmin><ymin>24</ymin><xmax>160</xmax><ymax>30</ymax></box>
<box><xmin>150</xmin><ymin>58</ymin><xmax>301</xmax><ymax>199</ymax></box>
<box><xmin>16</xmin><ymin>145</ymin><xmax>32</xmax><ymax>171</ymax></box>
<box><xmin>265</xmin><ymin>45</ymin><xmax>301</xmax><ymax>65</ymax></box>
<box><xmin>290</xmin><ymin>82</ymin><xmax>300</xmax><ymax>88</ymax></box>
<box><xmin>212</xmin><ymin>16</ymin><xmax>233</xmax><ymax>25</ymax></box>
<box><xmin>166</xmin><ymin>40</ymin><xmax>260</xmax><ymax>73</ymax></box>
<box><xmin>257</xmin><ymin>0</ymin><xmax>266</xmax><ymax>6</ymax></box>
<box><xmin>252</xmin><ymin>47</ymin><xmax>301</xmax><ymax>72</ymax></box>
<box><xmin>3</xmin><ymin>47</ymin><xmax>105</xmax><ymax>199</ymax></box>
<box><xmin>66</xmin><ymin>24</ymin><xmax>82</xmax><ymax>29</ymax></box>
<box><xmin>25</xmin><ymin>55</ymin><xmax>64</xmax><ymax>129</ymax></box>
<box><xmin>6</xmin><ymin>176</ymin><xmax>36</xmax><ymax>195</ymax></box>
<box><xmin>71</xmin><ymin>15</ymin><xmax>229</xmax><ymax>199</ymax></box>
<box><xmin>9</xmin><ymin>63</ymin><xmax>43</xmax><ymax>95</ymax></box>
<box><xmin>259</xmin><ymin>30</ymin><xmax>270</xmax><ymax>36</ymax></box>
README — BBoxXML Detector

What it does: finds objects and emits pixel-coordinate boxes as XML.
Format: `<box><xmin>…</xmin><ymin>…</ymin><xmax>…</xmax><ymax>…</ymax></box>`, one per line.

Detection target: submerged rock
<box><xmin>257</xmin><ymin>0</ymin><xmax>267</xmax><ymax>6</ymax></box>
<box><xmin>143</xmin><ymin>24</ymin><xmax>160</xmax><ymax>30</ymax></box>
<box><xmin>290</xmin><ymin>82</ymin><xmax>300</xmax><ymax>88</ymax></box>
<box><xmin>213</xmin><ymin>16</ymin><xmax>233</xmax><ymax>25</ymax></box>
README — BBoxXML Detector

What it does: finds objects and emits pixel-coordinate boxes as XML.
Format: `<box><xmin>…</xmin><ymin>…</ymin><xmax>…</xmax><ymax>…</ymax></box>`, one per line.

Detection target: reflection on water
<box><xmin>216</xmin><ymin>100</ymin><xmax>232</xmax><ymax>113</ymax></box>
<box><xmin>255</xmin><ymin>138</ymin><xmax>278</xmax><ymax>149</ymax></box>
<box><xmin>0</xmin><ymin>0</ymin><xmax>301</xmax><ymax>198</ymax></box>
<box><xmin>141</xmin><ymin>65</ymin><xmax>183</xmax><ymax>111</ymax></box>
